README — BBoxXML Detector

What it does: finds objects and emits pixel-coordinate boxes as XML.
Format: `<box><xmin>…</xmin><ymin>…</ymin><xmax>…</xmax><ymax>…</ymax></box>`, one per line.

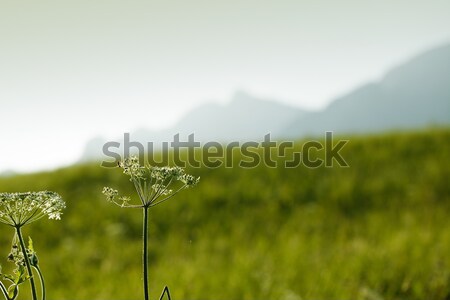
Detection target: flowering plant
<box><xmin>103</xmin><ymin>157</ymin><xmax>199</xmax><ymax>300</ymax></box>
<box><xmin>0</xmin><ymin>191</ymin><xmax>65</xmax><ymax>300</ymax></box>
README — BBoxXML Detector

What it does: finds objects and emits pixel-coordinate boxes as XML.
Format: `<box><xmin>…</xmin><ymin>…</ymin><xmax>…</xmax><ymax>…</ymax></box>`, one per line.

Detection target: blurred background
<box><xmin>0</xmin><ymin>1</ymin><xmax>449</xmax><ymax>299</ymax></box>
<box><xmin>1</xmin><ymin>0</ymin><xmax>450</xmax><ymax>173</ymax></box>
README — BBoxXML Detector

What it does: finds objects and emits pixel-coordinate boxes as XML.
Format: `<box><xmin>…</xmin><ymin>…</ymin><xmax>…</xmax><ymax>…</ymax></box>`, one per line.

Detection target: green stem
<box><xmin>33</xmin><ymin>266</ymin><xmax>45</xmax><ymax>300</ymax></box>
<box><xmin>15</xmin><ymin>227</ymin><xmax>38</xmax><ymax>300</ymax></box>
<box><xmin>159</xmin><ymin>286</ymin><xmax>171</xmax><ymax>300</ymax></box>
<box><xmin>142</xmin><ymin>207</ymin><xmax>149</xmax><ymax>300</ymax></box>
<box><xmin>0</xmin><ymin>281</ymin><xmax>9</xmax><ymax>300</ymax></box>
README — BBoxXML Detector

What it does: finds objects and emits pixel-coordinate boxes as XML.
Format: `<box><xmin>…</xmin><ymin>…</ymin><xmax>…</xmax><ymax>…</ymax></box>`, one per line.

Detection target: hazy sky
<box><xmin>1</xmin><ymin>0</ymin><xmax>450</xmax><ymax>173</ymax></box>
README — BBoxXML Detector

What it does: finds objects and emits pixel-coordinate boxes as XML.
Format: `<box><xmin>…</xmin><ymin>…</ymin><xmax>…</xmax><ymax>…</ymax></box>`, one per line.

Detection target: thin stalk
<box><xmin>15</xmin><ymin>227</ymin><xmax>38</xmax><ymax>300</ymax></box>
<box><xmin>142</xmin><ymin>207</ymin><xmax>149</xmax><ymax>300</ymax></box>
<box><xmin>159</xmin><ymin>286</ymin><xmax>171</xmax><ymax>300</ymax></box>
<box><xmin>33</xmin><ymin>266</ymin><xmax>45</xmax><ymax>300</ymax></box>
<box><xmin>0</xmin><ymin>281</ymin><xmax>9</xmax><ymax>300</ymax></box>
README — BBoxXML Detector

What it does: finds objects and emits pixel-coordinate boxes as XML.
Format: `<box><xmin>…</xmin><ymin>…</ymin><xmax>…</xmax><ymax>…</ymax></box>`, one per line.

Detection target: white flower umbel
<box><xmin>103</xmin><ymin>156</ymin><xmax>199</xmax><ymax>209</ymax></box>
<box><xmin>103</xmin><ymin>156</ymin><xmax>199</xmax><ymax>300</ymax></box>
<box><xmin>0</xmin><ymin>191</ymin><xmax>65</xmax><ymax>227</ymax></box>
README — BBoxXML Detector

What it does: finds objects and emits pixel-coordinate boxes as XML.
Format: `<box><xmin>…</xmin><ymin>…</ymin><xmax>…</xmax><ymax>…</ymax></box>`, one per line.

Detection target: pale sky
<box><xmin>1</xmin><ymin>0</ymin><xmax>450</xmax><ymax>173</ymax></box>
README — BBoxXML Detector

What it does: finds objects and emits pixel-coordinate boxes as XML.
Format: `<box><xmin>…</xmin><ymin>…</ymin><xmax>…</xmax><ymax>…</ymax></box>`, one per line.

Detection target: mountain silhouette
<box><xmin>281</xmin><ymin>43</ymin><xmax>450</xmax><ymax>137</ymax></box>
<box><xmin>80</xmin><ymin>91</ymin><xmax>305</xmax><ymax>160</ymax></box>
<box><xmin>81</xmin><ymin>42</ymin><xmax>450</xmax><ymax>161</ymax></box>
<box><xmin>174</xmin><ymin>90</ymin><xmax>305</xmax><ymax>141</ymax></box>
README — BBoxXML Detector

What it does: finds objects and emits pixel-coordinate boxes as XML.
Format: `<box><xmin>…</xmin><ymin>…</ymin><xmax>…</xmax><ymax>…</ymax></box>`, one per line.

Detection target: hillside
<box><xmin>1</xmin><ymin>129</ymin><xmax>449</xmax><ymax>300</ymax></box>
<box><xmin>174</xmin><ymin>90</ymin><xmax>306</xmax><ymax>141</ymax></box>
<box><xmin>282</xmin><ymin>43</ymin><xmax>450</xmax><ymax>137</ymax></box>
<box><xmin>80</xmin><ymin>91</ymin><xmax>305</xmax><ymax>161</ymax></box>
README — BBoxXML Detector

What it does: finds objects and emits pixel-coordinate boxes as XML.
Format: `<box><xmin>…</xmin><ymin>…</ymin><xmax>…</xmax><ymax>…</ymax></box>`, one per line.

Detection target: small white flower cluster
<box><xmin>102</xmin><ymin>187</ymin><xmax>119</xmax><ymax>202</ymax></box>
<box><xmin>118</xmin><ymin>156</ymin><xmax>145</xmax><ymax>179</ymax></box>
<box><xmin>149</xmin><ymin>165</ymin><xmax>200</xmax><ymax>188</ymax></box>
<box><xmin>102</xmin><ymin>187</ymin><xmax>131</xmax><ymax>207</ymax></box>
<box><xmin>103</xmin><ymin>156</ymin><xmax>199</xmax><ymax>208</ymax></box>
<box><xmin>0</xmin><ymin>191</ymin><xmax>66</xmax><ymax>227</ymax></box>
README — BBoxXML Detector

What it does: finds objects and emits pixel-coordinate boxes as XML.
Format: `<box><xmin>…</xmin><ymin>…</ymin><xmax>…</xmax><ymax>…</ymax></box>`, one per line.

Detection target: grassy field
<box><xmin>0</xmin><ymin>129</ymin><xmax>449</xmax><ymax>300</ymax></box>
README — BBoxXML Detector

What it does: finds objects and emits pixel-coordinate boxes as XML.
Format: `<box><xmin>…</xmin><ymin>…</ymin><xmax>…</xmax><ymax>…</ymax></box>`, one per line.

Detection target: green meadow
<box><xmin>1</xmin><ymin>129</ymin><xmax>449</xmax><ymax>300</ymax></box>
